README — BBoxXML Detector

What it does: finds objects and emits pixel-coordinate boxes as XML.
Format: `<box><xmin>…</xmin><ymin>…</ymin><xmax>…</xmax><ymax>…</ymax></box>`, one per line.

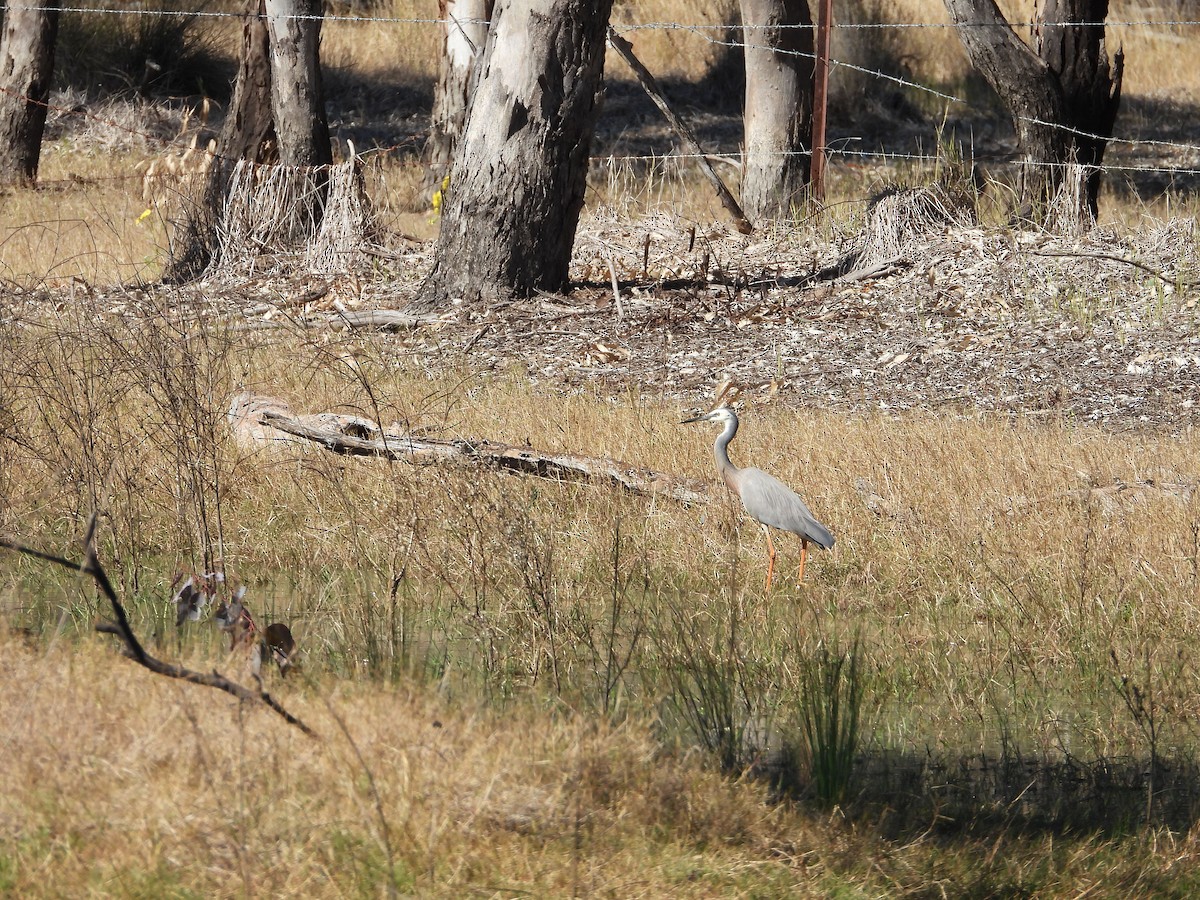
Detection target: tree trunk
<box><xmin>165</xmin><ymin>1</ymin><xmax>277</xmax><ymax>282</ymax></box>
<box><xmin>264</xmin><ymin>0</ymin><xmax>331</xmax><ymax>167</ymax></box>
<box><xmin>165</xmin><ymin>0</ymin><xmax>331</xmax><ymax>282</ymax></box>
<box><xmin>220</xmin><ymin>1</ymin><xmax>277</xmax><ymax>166</ymax></box>
<box><xmin>264</xmin><ymin>0</ymin><xmax>331</xmax><ymax>237</ymax></box>
<box><xmin>426</xmin><ymin>0</ymin><xmax>493</xmax><ymax>192</ymax></box>
<box><xmin>739</xmin><ymin>0</ymin><xmax>814</xmax><ymax>221</ymax></box>
<box><xmin>0</xmin><ymin>0</ymin><xmax>60</xmax><ymax>186</ymax></box>
<box><xmin>1034</xmin><ymin>0</ymin><xmax>1122</xmax><ymax>216</ymax></box>
<box><xmin>943</xmin><ymin>0</ymin><xmax>1121</xmax><ymax>224</ymax></box>
<box><xmin>416</xmin><ymin>0</ymin><xmax>614</xmax><ymax>308</ymax></box>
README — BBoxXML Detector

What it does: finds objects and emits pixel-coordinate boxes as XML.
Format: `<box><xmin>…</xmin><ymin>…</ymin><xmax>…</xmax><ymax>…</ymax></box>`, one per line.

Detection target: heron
<box><xmin>682</xmin><ymin>406</ymin><xmax>834</xmax><ymax>589</ymax></box>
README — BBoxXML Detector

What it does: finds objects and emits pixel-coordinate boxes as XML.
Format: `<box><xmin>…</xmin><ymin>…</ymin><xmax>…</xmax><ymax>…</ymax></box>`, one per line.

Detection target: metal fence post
<box><xmin>811</xmin><ymin>0</ymin><xmax>833</xmax><ymax>201</ymax></box>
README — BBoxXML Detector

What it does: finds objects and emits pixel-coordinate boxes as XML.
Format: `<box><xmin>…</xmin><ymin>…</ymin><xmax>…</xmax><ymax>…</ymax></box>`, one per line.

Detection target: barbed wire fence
<box><xmin>16</xmin><ymin>8</ymin><xmax>1200</xmax><ymax>173</ymax></box>
<box><xmin>4</xmin><ymin>5</ymin><xmax>1199</xmax><ymax>248</ymax></box>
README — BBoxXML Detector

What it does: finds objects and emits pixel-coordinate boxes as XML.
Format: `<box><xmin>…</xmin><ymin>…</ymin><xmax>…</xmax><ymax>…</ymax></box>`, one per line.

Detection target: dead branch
<box><xmin>0</xmin><ymin>520</ymin><xmax>318</xmax><ymax>739</ymax></box>
<box><xmin>1024</xmin><ymin>249</ymin><xmax>1195</xmax><ymax>286</ymax></box>
<box><xmin>838</xmin><ymin>254</ymin><xmax>909</xmax><ymax>283</ymax></box>
<box><xmin>228</xmin><ymin>393</ymin><xmax>711</xmax><ymax>506</ymax></box>
<box><xmin>336</xmin><ymin>309</ymin><xmax>445</xmax><ymax>330</ymax></box>
<box><xmin>606</xmin><ymin>27</ymin><xmax>753</xmax><ymax>235</ymax></box>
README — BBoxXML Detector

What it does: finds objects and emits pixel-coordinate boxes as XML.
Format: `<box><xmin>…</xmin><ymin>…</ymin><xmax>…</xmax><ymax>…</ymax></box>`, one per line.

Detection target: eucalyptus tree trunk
<box><xmin>739</xmin><ymin>0</ymin><xmax>814</xmax><ymax>221</ymax></box>
<box><xmin>427</xmin><ymin>0</ymin><xmax>493</xmax><ymax>191</ymax></box>
<box><xmin>221</xmin><ymin>2</ymin><xmax>276</xmax><ymax>165</ymax></box>
<box><xmin>166</xmin><ymin>0</ymin><xmax>331</xmax><ymax>281</ymax></box>
<box><xmin>264</xmin><ymin>0</ymin><xmax>331</xmax><ymax>167</ymax></box>
<box><xmin>416</xmin><ymin>0</ymin><xmax>614</xmax><ymax>307</ymax></box>
<box><xmin>1033</xmin><ymin>0</ymin><xmax>1123</xmax><ymax>216</ymax></box>
<box><xmin>943</xmin><ymin>0</ymin><xmax>1121</xmax><ymax>224</ymax></box>
<box><xmin>166</xmin><ymin>0</ymin><xmax>277</xmax><ymax>282</ymax></box>
<box><xmin>0</xmin><ymin>0</ymin><xmax>60</xmax><ymax>185</ymax></box>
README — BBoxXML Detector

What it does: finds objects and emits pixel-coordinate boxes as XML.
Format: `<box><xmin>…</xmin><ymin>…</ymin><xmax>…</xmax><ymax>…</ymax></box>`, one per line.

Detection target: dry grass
<box><xmin>832</xmin><ymin>0</ymin><xmax>1200</xmax><ymax>100</ymax></box>
<box><xmin>615</xmin><ymin>0</ymin><xmax>1200</xmax><ymax>104</ymax></box>
<box><xmin>4</xmin><ymin>309</ymin><xmax>1200</xmax><ymax>892</ymax></box>
<box><xmin>322</xmin><ymin>1</ymin><xmax>440</xmax><ymax>82</ymax></box>
<box><xmin>7</xmin><ymin>633</ymin><xmax>1197</xmax><ymax>898</ymax></box>
<box><xmin>0</xmin><ymin>632</ymin><xmax>802</xmax><ymax>897</ymax></box>
<box><xmin>0</xmin><ymin>151</ymin><xmax>170</xmax><ymax>286</ymax></box>
<box><xmin>3</xmin><ymin>3</ymin><xmax>1200</xmax><ymax>893</ymax></box>
<box><xmin>321</xmin><ymin>0</ymin><xmax>1200</xmax><ymax>102</ymax></box>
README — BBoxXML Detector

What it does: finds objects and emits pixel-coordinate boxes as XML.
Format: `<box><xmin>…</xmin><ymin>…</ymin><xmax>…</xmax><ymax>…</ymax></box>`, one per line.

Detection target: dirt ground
<box><xmin>17</xmin><ymin>70</ymin><xmax>1200</xmax><ymax>435</ymax></box>
<box><xmin>12</xmin><ymin>205</ymin><xmax>1195</xmax><ymax>434</ymax></box>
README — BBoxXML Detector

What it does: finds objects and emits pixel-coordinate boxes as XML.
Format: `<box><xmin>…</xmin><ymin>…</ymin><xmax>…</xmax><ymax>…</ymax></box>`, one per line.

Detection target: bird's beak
<box><xmin>681</xmin><ymin>412</ymin><xmax>706</xmax><ymax>425</ymax></box>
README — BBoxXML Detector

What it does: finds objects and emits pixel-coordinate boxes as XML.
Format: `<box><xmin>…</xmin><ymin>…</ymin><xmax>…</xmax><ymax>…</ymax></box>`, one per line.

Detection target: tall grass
<box><xmin>5</xmin><ymin>309</ymin><xmax>1200</xmax><ymax>890</ymax></box>
<box><xmin>795</xmin><ymin>632</ymin><xmax>867</xmax><ymax>808</ymax></box>
<box><xmin>5</xmin><ymin>302</ymin><xmax>1200</xmax><ymax>771</ymax></box>
<box><xmin>1</xmin><ymin>2</ymin><xmax>1200</xmax><ymax>891</ymax></box>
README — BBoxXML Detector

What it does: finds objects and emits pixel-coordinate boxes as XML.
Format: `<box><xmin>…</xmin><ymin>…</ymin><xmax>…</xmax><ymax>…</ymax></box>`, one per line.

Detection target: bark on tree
<box><xmin>165</xmin><ymin>0</ymin><xmax>330</xmax><ymax>281</ymax></box>
<box><xmin>944</xmin><ymin>0</ymin><xmax>1121</xmax><ymax>224</ymax></box>
<box><xmin>416</xmin><ymin>0</ymin><xmax>614</xmax><ymax>308</ymax></box>
<box><xmin>1034</xmin><ymin>0</ymin><xmax>1122</xmax><ymax>216</ymax></box>
<box><xmin>0</xmin><ymin>0</ymin><xmax>60</xmax><ymax>186</ymax></box>
<box><xmin>426</xmin><ymin>0</ymin><xmax>493</xmax><ymax>191</ymax></box>
<box><xmin>264</xmin><ymin>0</ymin><xmax>331</xmax><ymax>168</ymax></box>
<box><xmin>222</xmin><ymin>1</ymin><xmax>277</xmax><ymax>166</ymax></box>
<box><xmin>166</xmin><ymin>2</ymin><xmax>276</xmax><ymax>281</ymax></box>
<box><xmin>739</xmin><ymin>0</ymin><xmax>814</xmax><ymax>221</ymax></box>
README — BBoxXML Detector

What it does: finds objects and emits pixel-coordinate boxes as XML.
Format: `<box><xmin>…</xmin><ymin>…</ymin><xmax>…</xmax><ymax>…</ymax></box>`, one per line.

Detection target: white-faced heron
<box><xmin>683</xmin><ymin>406</ymin><xmax>834</xmax><ymax>588</ymax></box>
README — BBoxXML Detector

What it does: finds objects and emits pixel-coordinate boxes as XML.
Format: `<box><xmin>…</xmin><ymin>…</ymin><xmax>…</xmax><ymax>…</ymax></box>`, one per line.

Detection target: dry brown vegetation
<box><xmin>3</xmin><ymin>0</ymin><xmax>1200</xmax><ymax>896</ymax></box>
<box><xmin>9</xmin><ymin>630</ymin><xmax>1200</xmax><ymax>897</ymax></box>
<box><xmin>4</xmin><ymin>302</ymin><xmax>1200</xmax><ymax>893</ymax></box>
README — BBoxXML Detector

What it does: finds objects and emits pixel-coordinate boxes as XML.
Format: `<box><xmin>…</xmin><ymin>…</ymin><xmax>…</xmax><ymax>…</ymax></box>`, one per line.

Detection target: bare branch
<box><xmin>0</xmin><ymin>522</ymin><xmax>318</xmax><ymax>739</ymax></box>
<box><xmin>1024</xmin><ymin>249</ymin><xmax>1195</xmax><ymax>286</ymax></box>
<box><xmin>606</xmin><ymin>27</ymin><xmax>753</xmax><ymax>235</ymax></box>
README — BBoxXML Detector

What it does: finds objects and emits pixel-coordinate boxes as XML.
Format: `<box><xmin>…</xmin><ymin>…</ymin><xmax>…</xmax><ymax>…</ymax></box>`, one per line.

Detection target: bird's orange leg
<box><xmin>797</xmin><ymin>539</ymin><xmax>809</xmax><ymax>583</ymax></box>
<box><xmin>761</xmin><ymin>525</ymin><xmax>777</xmax><ymax>590</ymax></box>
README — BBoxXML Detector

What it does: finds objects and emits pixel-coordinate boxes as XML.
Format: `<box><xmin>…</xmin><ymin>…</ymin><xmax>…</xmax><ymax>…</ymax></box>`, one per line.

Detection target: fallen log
<box><xmin>229</xmin><ymin>393</ymin><xmax>712</xmax><ymax>506</ymax></box>
<box><xmin>335</xmin><ymin>309</ymin><xmax>444</xmax><ymax>330</ymax></box>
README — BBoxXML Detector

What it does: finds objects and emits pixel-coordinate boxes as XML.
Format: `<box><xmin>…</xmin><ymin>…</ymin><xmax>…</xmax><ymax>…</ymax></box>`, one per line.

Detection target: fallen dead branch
<box><xmin>1024</xmin><ymin>249</ymin><xmax>1195</xmax><ymax>286</ymax></box>
<box><xmin>229</xmin><ymin>393</ymin><xmax>711</xmax><ymax>506</ymax></box>
<box><xmin>336</xmin><ymin>309</ymin><xmax>444</xmax><ymax>330</ymax></box>
<box><xmin>0</xmin><ymin>516</ymin><xmax>318</xmax><ymax>739</ymax></box>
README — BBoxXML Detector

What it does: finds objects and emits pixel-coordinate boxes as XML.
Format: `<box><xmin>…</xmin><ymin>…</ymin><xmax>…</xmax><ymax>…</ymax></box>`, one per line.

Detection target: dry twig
<box><xmin>0</xmin><ymin>516</ymin><xmax>318</xmax><ymax>739</ymax></box>
<box><xmin>1024</xmin><ymin>249</ymin><xmax>1195</xmax><ymax>286</ymax></box>
<box><xmin>606</xmin><ymin>27</ymin><xmax>753</xmax><ymax>235</ymax></box>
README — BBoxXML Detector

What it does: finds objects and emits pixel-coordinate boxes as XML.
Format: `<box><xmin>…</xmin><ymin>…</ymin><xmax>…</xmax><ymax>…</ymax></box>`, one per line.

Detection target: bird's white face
<box><xmin>682</xmin><ymin>406</ymin><xmax>737</xmax><ymax>428</ymax></box>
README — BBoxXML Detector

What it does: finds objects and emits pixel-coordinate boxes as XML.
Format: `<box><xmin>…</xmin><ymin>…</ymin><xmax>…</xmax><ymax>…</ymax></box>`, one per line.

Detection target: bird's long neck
<box><xmin>713</xmin><ymin>416</ymin><xmax>740</xmax><ymax>491</ymax></box>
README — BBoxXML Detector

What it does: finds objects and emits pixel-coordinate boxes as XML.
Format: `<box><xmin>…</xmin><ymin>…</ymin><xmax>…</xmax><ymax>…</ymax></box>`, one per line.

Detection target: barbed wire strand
<box><xmin>599</xmin><ymin>147</ymin><xmax>1200</xmax><ymax>176</ymax></box>
<box><xmin>9</xmin><ymin>3</ymin><xmax>1197</xmax><ymax>156</ymax></box>
<box><xmin>9</xmin><ymin>79</ymin><xmax>1199</xmax><ymax>193</ymax></box>
<box><xmin>20</xmin><ymin>5</ymin><xmax>1200</xmax><ymax>28</ymax></box>
<box><xmin>615</xmin><ymin>19</ymin><xmax>1200</xmax><ymax>31</ymax></box>
<box><xmin>643</xmin><ymin>28</ymin><xmax>1200</xmax><ymax>157</ymax></box>
<box><xmin>0</xmin><ymin>8</ymin><xmax>1194</xmax><ymax>192</ymax></box>
<box><xmin>23</xmin><ymin>143</ymin><xmax>1200</xmax><ymax>196</ymax></box>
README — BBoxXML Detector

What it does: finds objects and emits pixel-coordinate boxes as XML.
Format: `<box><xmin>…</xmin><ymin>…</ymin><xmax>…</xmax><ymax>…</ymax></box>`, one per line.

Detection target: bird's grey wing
<box><xmin>738</xmin><ymin>467</ymin><xmax>835</xmax><ymax>549</ymax></box>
